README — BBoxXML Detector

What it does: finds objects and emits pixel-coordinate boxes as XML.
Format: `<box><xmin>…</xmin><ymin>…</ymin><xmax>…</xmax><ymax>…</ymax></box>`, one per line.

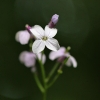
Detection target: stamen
<box><xmin>42</xmin><ymin>36</ymin><xmax>48</xmax><ymax>41</ymax></box>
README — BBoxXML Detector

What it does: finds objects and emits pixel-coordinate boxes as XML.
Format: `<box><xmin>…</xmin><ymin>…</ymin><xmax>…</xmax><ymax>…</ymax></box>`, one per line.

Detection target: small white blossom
<box><xmin>49</xmin><ymin>47</ymin><xmax>77</xmax><ymax>68</ymax></box>
<box><xmin>30</xmin><ymin>25</ymin><xmax>60</xmax><ymax>53</ymax></box>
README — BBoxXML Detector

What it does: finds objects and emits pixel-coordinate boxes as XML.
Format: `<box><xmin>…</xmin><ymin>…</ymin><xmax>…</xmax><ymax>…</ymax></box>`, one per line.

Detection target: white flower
<box><xmin>30</xmin><ymin>25</ymin><xmax>60</xmax><ymax>53</ymax></box>
<box><xmin>15</xmin><ymin>30</ymin><xmax>30</xmax><ymax>45</ymax></box>
<box><xmin>49</xmin><ymin>47</ymin><xmax>77</xmax><ymax>68</ymax></box>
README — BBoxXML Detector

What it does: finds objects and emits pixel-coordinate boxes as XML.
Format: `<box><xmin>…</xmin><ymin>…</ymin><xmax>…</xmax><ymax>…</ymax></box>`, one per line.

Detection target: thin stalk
<box><xmin>47</xmin><ymin>73</ymin><xmax>60</xmax><ymax>88</ymax></box>
<box><xmin>38</xmin><ymin>53</ymin><xmax>47</xmax><ymax>100</ymax></box>
<box><xmin>46</xmin><ymin>62</ymin><xmax>59</xmax><ymax>82</ymax></box>
<box><xmin>38</xmin><ymin>60</ymin><xmax>46</xmax><ymax>84</ymax></box>
<box><xmin>47</xmin><ymin>57</ymin><xmax>69</xmax><ymax>88</ymax></box>
<box><xmin>43</xmin><ymin>89</ymin><xmax>47</xmax><ymax>100</ymax></box>
<box><xmin>59</xmin><ymin>57</ymin><xmax>69</xmax><ymax>70</ymax></box>
<box><xmin>34</xmin><ymin>73</ymin><xmax>44</xmax><ymax>93</ymax></box>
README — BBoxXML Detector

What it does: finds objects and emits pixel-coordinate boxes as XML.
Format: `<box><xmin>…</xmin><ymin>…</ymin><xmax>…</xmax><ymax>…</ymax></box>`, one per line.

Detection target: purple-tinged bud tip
<box><xmin>25</xmin><ymin>24</ymin><xmax>31</xmax><ymax>30</ymax></box>
<box><xmin>51</xmin><ymin>14</ymin><xmax>59</xmax><ymax>24</ymax></box>
<box><xmin>48</xmin><ymin>14</ymin><xmax>59</xmax><ymax>28</ymax></box>
<box><xmin>25</xmin><ymin>24</ymin><xmax>34</xmax><ymax>38</ymax></box>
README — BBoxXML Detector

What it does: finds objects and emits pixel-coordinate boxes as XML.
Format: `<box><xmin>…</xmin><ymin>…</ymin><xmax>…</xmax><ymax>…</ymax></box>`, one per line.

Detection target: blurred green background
<box><xmin>0</xmin><ymin>0</ymin><xmax>100</xmax><ymax>100</ymax></box>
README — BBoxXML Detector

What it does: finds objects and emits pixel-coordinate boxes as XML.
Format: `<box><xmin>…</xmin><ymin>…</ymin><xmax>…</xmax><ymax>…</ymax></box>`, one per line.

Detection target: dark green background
<box><xmin>0</xmin><ymin>0</ymin><xmax>100</xmax><ymax>100</ymax></box>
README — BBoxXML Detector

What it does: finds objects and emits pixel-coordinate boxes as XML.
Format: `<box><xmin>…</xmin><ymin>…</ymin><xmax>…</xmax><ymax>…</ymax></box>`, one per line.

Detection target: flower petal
<box><xmin>15</xmin><ymin>31</ymin><xmax>20</xmax><ymax>42</ymax></box>
<box><xmin>70</xmin><ymin>56</ymin><xmax>77</xmax><ymax>68</ymax></box>
<box><xmin>15</xmin><ymin>30</ymin><xmax>30</xmax><ymax>44</ymax></box>
<box><xmin>19</xmin><ymin>51</ymin><xmax>28</xmax><ymax>63</ymax></box>
<box><xmin>42</xmin><ymin>54</ymin><xmax>46</xmax><ymax>64</ymax></box>
<box><xmin>45</xmin><ymin>38</ymin><xmax>60</xmax><ymax>51</ymax></box>
<box><xmin>66</xmin><ymin>59</ymin><xmax>72</xmax><ymax>67</ymax></box>
<box><xmin>24</xmin><ymin>58</ymin><xmax>36</xmax><ymax>67</ymax></box>
<box><xmin>37</xmin><ymin>53</ymin><xmax>46</xmax><ymax>64</ymax></box>
<box><xmin>19</xmin><ymin>51</ymin><xmax>36</xmax><ymax>67</ymax></box>
<box><xmin>49</xmin><ymin>47</ymin><xmax>66</xmax><ymax>60</ymax></box>
<box><xmin>24</xmin><ymin>52</ymin><xmax>36</xmax><ymax>67</ymax></box>
<box><xmin>19</xmin><ymin>31</ymin><xmax>30</xmax><ymax>45</ymax></box>
<box><xmin>45</xmin><ymin>25</ymin><xmax>57</xmax><ymax>38</ymax></box>
<box><xmin>66</xmin><ymin>56</ymin><xmax>77</xmax><ymax>68</ymax></box>
<box><xmin>32</xmin><ymin>40</ymin><xmax>45</xmax><ymax>53</ymax></box>
<box><xmin>30</xmin><ymin>25</ymin><xmax>44</xmax><ymax>39</ymax></box>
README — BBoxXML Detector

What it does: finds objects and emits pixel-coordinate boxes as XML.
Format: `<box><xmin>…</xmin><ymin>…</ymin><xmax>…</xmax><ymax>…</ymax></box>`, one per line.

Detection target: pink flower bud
<box><xmin>19</xmin><ymin>51</ymin><xmax>46</xmax><ymax>68</ymax></box>
<box><xmin>15</xmin><ymin>30</ymin><xmax>30</xmax><ymax>45</ymax></box>
<box><xmin>19</xmin><ymin>51</ymin><xmax>36</xmax><ymax>67</ymax></box>
<box><xmin>25</xmin><ymin>24</ymin><xmax>31</xmax><ymax>30</ymax></box>
<box><xmin>51</xmin><ymin>14</ymin><xmax>59</xmax><ymax>24</ymax></box>
<box><xmin>25</xmin><ymin>24</ymin><xmax>35</xmax><ymax>39</ymax></box>
<box><xmin>48</xmin><ymin>14</ymin><xmax>59</xmax><ymax>28</ymax></box>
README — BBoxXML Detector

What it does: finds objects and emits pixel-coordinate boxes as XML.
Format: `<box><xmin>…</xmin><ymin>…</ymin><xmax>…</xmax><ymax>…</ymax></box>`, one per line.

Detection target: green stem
<box><xmin>47</xmin><ymin>73</ymin><xmax>60</xmax><ymax>88</ymax></box>
<box><xmin>46</xmin><ymin>62</ymin><xmax>59</xmax><ymax>82</ymax></box>
<box><xmin>47</xmin><ymin>57</ymin><xmax>69</xmax><ymax>88</ymax></box>
<box><xmin>34</xmin><ymin>73</ymin><xmax>44</xmax><ymax>93</ymax></box>
<box><xmin>38</xmin><ymin>58</ymin><xmax>47</xmax><ymax>100</ymax></box>
<box><xmin>59</xmin><ymin>57</ymin><xmax>69</xmax><ymax>70</ymax></box>
<box><xmin>38</xmin><ymin>60</ymin><xmax>46</xmax><ymax>83</ymax></box>
<box><xmin>43</xmin><ymin>89</ymin><xmax>47</xmax><ymax>100</ymax></box>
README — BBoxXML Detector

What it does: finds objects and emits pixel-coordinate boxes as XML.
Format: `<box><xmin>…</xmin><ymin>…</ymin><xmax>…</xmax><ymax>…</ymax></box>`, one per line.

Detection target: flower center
<box><xmin>42</xmin><ymin>36</ymin><xmax>48</xmax><ymax>41</ymax></box>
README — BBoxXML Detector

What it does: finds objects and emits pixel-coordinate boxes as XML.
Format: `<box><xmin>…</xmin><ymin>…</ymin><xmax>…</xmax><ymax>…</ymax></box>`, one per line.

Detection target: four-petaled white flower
<box><xmin>30</xmin><ymin>25</ymin><xmax>60</xmax><ymax>53</ymax></box>
<box><xmin>49</xmin><ymin>47</ymin><xmax>77</xmax><ymax>68</ymax></box>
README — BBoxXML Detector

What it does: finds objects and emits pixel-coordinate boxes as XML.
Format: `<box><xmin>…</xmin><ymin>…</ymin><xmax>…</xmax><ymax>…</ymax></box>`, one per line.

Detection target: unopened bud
<box><xmin>51</xmin><ymin>14</ymin><xmax>59</xmax><ymax>24</ymax></box>
<box><xmin>25</xmin><ymin>24</ymin><xmax>31</xmax><ymax>30</ymax></box>
<box><xmin>48</xmin><ymin>14</ymin><xmax>59</xmax><ymax>28</ymax></box>
<box><xmin>57</xmin><ymin>70</ymin><xmax>63</xmax><ymax>74</ymax></box>
<box><xmin>25</xmin><ymin>24</ymin><xmax>35</xmax><ymax>39</ymax></box>
<box><xmin>66</xmin><ymin>46</ymin><xmax>71</xmax><ymax>52</ymax></box>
